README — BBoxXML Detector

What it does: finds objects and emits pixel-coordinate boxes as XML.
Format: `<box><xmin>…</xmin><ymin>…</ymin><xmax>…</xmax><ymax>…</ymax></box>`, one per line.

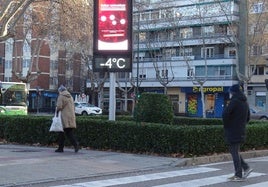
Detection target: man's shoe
<box><xmin>228</xmin><ymin>175</ymin><xmax>245</xmax><ymax>182</ymax></box>
<box><xmin>227</xmin><ymin>175</ymin><xmax>235</xmax><ymax>180</ymax></box>
<box><xmin>55</xmin><ymin>149</ymin><xmax>63</xmax><ymax>153</ymax></box>
<box><xmin>243</xmin><ymin>168</ymin><xmax>253</xmax><ymax>178</ymax></box>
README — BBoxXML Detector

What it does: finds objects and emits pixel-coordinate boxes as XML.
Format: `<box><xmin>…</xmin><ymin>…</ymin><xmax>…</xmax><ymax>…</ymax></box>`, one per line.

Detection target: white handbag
<box><xmin>49</xmin><ymin>111</ymin><xmax>63</xmax><ymax>132</ymax></box>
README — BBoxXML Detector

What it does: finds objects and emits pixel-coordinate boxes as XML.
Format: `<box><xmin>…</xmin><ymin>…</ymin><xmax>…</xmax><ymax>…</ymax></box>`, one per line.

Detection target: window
<box><xmin>180</xmin><ymin>48</ymin><xmax>193</xmax><ymax>56</ymax></box>
<box><xmin>5</xmin><ymin>60</ymin><xmax>12</xmax><ymax>69</ymax></box>
<box><xmin>163</xmin><ymin>48</ymin><xmax>176</xmax><ymax>57</ymax></box>
<box><xmin>187</xmin><ymin>68</ymin><xmax>193</xmax><ymax>77</ymax></box>
<box><xmin>162</xmin><ymin>69</ymin><xmax>168</xmax><ymax>77</ymax></box>
<box><xmin>50</xmin><ymin>60</ymin><xmax>58</xmax><ymax>69</ymax></box>
<box><xmin>252</xmin><ymin>46</ymin><xmax>262</xmax><ymax>56</ymax></box>
<box><xmin>141</xmin><ymin>12</ymin><xmax>150</xmax><ymax>21</ymax></box>
<box><xmin>139</xmin><ymin>74</ymin><xmax>146</xmax><ymax>79</ymax></box>
<box><xmin>151</xmin><ymin>10</ymin><xmax>159</xmax><ymax>20</ymax></box>
<box><xmin>180</xmin><ymin>28</ymin><xmax>193</xmax><ymax>38</ymax></box>
<box><xmin>251</xmin><ymin>66</ymin><xmax>264</xmax><ymax>75</ymax></box>
<box><xmin>133</xmin><ymin>14</ymin><xmax>139</xmax><ymax>22</ymax></box>
<box><xmin>117</xmin><ymin>72</ymin><xmax>129</xmax><ymax>79</ymax></box>
<box><xmin>202</xmin><ymin>26</ymin><xmax>214</xmax><ymax>36</ymax></box>
<box><xmin>196</xmin><ymin>66</ymin><xmax>231</xmax><ymax>77</ymax></box>
<box><xmin>229</xmin><ymin>49</ymin><xmax>236</xmax><ymax>57</ymax></box>
<box><xmin>161</xmin><ymin>8</ymin><xmax>174</xmax><ymax>19</ymax></box>
<box><xmin>139</xmin><ymin>32</ymin><xmax>146</xmax><ymax>42</ymax></box>
<box><xmin>252</xmin><ymin>3</ymin><xmax>264</xmax><ymax>13</ymax></box>
<box><xmin>156</xmin><ymin>69</ymin><xmax>168</xmax><ymax>78</ymax></box>
<box><xmin>23</xmin><ymin>59</ymin><xmax>30</xmax><ymax>68</ymax></box>
<box><xmin>168</xmin><ymin>30</ymin><xmax>175</xmax><ymax>40</ymax></box>
<box><xmin>159</xmin><ymin>31</ymin><xmax>168</xmax><ymax>41</ymax></box>
<box><xmin>201</xmin><ymin>47</ymin><xmax>214</xmax><ymax>58</ymax></box>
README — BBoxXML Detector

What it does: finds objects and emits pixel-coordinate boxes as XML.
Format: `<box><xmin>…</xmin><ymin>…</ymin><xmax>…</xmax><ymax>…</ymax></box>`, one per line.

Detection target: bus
<box><xmin>0</xmin><ymin>82</ymin><xmax>28</xmax><ymax>115</ymax></box>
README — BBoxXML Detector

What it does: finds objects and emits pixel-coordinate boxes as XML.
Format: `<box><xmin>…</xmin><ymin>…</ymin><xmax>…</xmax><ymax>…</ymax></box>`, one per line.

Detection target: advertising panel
<box><xmin>93</xmin><ymin>0</ymin><xmax>132</xmax><ymax>72</ymax></box>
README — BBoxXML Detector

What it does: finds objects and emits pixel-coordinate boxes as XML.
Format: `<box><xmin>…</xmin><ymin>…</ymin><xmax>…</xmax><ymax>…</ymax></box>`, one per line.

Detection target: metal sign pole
<box><xmin>109</xmin><ymin>72</ymin><xmax>116</xmax><ymax>121</ymax></box>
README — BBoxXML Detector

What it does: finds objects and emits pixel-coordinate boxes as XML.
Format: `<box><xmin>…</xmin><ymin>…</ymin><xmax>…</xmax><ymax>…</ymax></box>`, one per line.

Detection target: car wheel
<box><xmin>259</xmin><ymin>116</ymin><xmax>268</xmax><ymax>120</ymax></box>
<box><xmin>82</xmin><ymin>111</ymin><xmax>88</xmax><ymax>116</ymax></box>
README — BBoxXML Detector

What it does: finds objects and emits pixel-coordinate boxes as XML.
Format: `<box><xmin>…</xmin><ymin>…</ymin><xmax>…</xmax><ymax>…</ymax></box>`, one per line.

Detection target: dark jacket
<box><xmin>222</xmin><ymin>91</ymin><xmax>250</xmax><ymax>144</ymax></box>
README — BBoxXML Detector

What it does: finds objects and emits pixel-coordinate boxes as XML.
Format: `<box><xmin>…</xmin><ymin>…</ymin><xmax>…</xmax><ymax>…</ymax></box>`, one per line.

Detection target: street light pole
<box><xmin>136</xmin><ymin>6</ymin><xmax>140</xmax><ymax>99</ymax></box>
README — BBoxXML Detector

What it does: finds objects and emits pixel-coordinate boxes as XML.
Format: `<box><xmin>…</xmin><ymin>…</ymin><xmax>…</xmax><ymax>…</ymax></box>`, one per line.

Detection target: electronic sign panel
<box><xmin>93</xmin><ymin>0</ymin><xmax>132</xmax><ymax>72</ymax></box>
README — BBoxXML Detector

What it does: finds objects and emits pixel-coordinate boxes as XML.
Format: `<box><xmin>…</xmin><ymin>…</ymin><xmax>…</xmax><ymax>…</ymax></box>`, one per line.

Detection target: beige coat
<box><xmin>56</xmin><ymin>90</ymin><xmax>76</xmax><ymax>129</ymax></box>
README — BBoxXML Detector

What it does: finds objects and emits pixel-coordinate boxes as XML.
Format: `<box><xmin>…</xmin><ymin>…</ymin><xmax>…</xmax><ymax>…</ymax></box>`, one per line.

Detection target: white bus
<box><xmin>0</xmin><ymin>82</ymin><xmax>28</xmax><ymax>115</ymax></box>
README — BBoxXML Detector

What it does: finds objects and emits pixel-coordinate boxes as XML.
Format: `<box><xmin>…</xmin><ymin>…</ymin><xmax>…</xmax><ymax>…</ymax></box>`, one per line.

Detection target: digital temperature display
<box><xmin>93</xmin><ymin>56</ymin><xmax>131</xmax><ymax>72</ymax></box>
<box><xmin>93</xmin><ymin>0</ymin><xmax>132</xmax><ymax>72</ymax></box>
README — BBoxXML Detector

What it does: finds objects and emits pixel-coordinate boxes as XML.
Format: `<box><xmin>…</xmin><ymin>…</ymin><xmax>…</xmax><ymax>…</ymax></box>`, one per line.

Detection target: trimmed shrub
<box><xmin>134</xmin><ymin>93</ymin><xmax>174</xmax><ymax>124</ymax></box>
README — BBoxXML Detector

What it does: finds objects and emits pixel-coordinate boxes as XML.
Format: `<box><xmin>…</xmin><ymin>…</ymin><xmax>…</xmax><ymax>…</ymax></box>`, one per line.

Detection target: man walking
<box><xmin>222</xmin><ymin>84</ymin><xmax>253</xmax><ymax>182</ymax></box>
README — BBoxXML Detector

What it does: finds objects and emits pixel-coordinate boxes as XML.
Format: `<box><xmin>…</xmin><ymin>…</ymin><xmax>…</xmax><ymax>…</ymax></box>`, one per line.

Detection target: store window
<box><xmin>256</xmin><ymin>92</ymin><xmax>266</xmax><ymax>110</ymax></box>
<box><xmin>206</xmin><ymin>94</ymin><xmax>215</xmax><ymax>116</ymax></box>
<box><xmin>187</xmin><ymin>94</ymin><xmax>198</xmax><ymax>116</ymax></box>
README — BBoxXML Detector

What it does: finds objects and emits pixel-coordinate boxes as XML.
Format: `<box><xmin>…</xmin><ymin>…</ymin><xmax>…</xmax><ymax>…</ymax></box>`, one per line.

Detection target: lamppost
<box><xmin>135</xmin><ymin>0</ymin><xmax>141</xmax><ymax>101</ymax></box>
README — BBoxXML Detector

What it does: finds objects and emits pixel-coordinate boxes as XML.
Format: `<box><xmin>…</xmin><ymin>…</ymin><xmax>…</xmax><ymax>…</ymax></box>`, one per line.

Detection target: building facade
<box><xmin>0</xmin><ymin>1</ymin><xmax>88</xmax><ymax>113</ymax></box>
<box><xmin>119</xmin><ymin>0</ymin><xmax>240</xmax><ymax>117</ymax></box>
<box><xmin>1</xmin><ymin>0</ymin><xmax>268</xmax><ymax>116</ymax></box>
<box><xmin>247</xmin><ymin>0</ymin><xmax>268</xmax><ymax>111</ymax></box>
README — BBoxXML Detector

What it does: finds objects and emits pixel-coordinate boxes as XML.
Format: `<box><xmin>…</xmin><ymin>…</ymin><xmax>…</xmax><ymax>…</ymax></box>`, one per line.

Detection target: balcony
<box><xmin>133</xmin><ymin>54</ymin><xmax>236</xmax><ymax>63</ymax></box>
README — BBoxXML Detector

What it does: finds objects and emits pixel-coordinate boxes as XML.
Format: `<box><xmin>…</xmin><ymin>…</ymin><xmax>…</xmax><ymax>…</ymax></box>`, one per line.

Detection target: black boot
<box><xmin>55</xmin><ymin>148</ymin><xmax>64</xmax><ymax>153</ymax></box>
<box><xmin>74</xmin><ymin>143</ymin><xmax>79</xmax><ymax>153</ymax></box>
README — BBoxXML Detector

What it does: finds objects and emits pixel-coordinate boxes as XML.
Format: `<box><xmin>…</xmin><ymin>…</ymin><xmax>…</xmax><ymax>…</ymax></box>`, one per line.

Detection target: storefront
<box><xmin>28</xmin><ymin>90</ymin><xmax>78</xmax><ymax>113</ymax></box>
<box><xmin>182</xmin><ymin>86</ymin><xmax>230</xmax><ymax>118</ymax></box>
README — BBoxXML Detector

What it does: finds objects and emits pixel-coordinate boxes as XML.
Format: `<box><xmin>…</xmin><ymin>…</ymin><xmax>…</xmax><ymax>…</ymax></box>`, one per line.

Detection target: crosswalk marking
<box><xmin>153</xmin><ymin>172</ymin><xmax>265</xmax><ymax>187</ymax></box>
<box><xmin>244</xmin><ymin>181</ymin><xmax>268</xmax><ymax>187</ymax></box>
<box><xmin>51</xmin><ymin>167</ymin><xmax>267</xmax><ymax>187</ymax></box>
<box><xmin>52</xmin><ymin>167</ymin><xmax>219</xmax><ymax>187</ymax></box>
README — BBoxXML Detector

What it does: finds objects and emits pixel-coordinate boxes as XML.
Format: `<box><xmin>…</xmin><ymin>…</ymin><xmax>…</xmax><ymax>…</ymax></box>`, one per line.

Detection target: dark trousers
<box><xmin>57</xmin><ymin>128</ymin><xmax>78</xmax><ymax>150</ymax></box>
<box><xmin>228</xmin><ymin>143</ymin><xmax>249</xmax><ymax>178</ymax></box>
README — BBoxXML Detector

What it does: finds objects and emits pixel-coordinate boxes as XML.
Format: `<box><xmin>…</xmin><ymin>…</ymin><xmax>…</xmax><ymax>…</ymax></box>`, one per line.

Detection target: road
<box><xmin>30</xmin><ymin>157</ymin><xmax>268</xmax><ymax>187</ymax></box>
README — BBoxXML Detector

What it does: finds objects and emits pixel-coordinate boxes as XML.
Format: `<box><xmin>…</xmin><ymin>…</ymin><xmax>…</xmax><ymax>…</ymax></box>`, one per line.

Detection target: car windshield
<box><xmin>80</xmin><ymin>103</ymin><xmax>96</xmax><ymax>107</ymax></box>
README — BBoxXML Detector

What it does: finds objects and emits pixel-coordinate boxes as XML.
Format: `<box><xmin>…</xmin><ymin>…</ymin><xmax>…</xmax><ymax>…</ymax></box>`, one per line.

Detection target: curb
<box><xmin>175</xmin><ymin>150</ymin><xmax>268</xmax><ymax>167</ymax></box>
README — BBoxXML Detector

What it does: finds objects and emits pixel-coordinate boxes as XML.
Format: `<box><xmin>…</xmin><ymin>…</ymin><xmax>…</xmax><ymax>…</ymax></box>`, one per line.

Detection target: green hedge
<box><xmin>134</xmin><ymin>93</ymin><xmax>174</xmax><ymax>125</ymax></box>
<box><xmin>1</xmin><ymin>115</ymin><xmax>268</xmax><ymax>156</ymax></box>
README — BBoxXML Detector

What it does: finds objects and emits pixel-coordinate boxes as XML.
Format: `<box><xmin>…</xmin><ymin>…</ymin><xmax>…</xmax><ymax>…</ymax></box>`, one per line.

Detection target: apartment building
<box><xmin>1</xmin><ymin>0</ymin><xmax>267</xmax><ymax>115</ymax></box>
<box><xmin>113</xmin><ymin>0</ymin><xmax>240</xmax><ymax>117</ymax></box>
<box><xmin>247</xmin><ymin>0</ymin><xmax>268</xmax><ymax>111</ymax></box>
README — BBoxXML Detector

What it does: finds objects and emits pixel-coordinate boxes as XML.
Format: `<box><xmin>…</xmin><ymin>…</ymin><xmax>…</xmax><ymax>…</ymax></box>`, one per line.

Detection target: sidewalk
<box><xmin>1</xmin><ymin>144</ymin><xmax>268</xmax><ymax>187</ymax></box>
<box><xmin>0</xmin><ymin>144</ymin><xmax>181</xmax><ymax>187</ymax></box>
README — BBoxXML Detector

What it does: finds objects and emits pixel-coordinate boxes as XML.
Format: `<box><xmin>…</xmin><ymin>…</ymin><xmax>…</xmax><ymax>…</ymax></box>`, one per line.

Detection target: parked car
<box><xmin>74</xmin><ymin>102</ymin><xmax>102</xmax><ymax>116</ymax></box>
<box><xmin>250</xmin><ymin>106</ymin><xmax>268</xmax><ymax>120</ymax></box>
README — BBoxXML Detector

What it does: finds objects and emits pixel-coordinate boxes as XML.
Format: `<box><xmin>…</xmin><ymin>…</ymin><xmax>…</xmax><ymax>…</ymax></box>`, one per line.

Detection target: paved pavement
<box><xmin>0</xmin><ymin>143</ymin><xmax>268</xmax><ymax>187</ymax></box>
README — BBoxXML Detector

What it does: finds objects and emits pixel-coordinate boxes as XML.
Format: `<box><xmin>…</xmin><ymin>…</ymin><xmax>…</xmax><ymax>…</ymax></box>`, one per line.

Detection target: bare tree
<box><xmin>1</xmin><ymin>0</ymin><xmax>94</xmax><ymax>87</ymax></box>
<box><xmin>116</xmin><ymin>72</ymin><xmax>134</xmax><ymax>112</ymax></box>
<box><xmin>11</xmin><ymin>0</ymin><xmax>55</xmax><ymax>83</ymax></box>
<box><xmin>134</xmin><ymin>1</ymin><xmax>175</xmax><ymax>95</ymax></box>
<box><xmin>216</xmin><ymin>0</ymin><xmax>268</xmax><ymax>96</ymax></box>
<box><xmin>0</xmin><ymin>0</ymin><xmax>34</xmax><ymax>41</ymax></box>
